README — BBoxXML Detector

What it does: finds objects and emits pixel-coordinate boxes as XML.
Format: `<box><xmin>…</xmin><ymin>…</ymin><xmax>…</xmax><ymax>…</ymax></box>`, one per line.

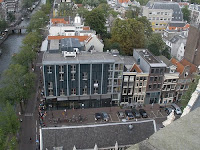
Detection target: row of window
<box><xmin>47</xmin><ymin>65</ymin><xmax>76</xmax><ymax>73</ymax></box>
<box><xmin>149</xmin><ymin>12</ymin><xmax>171</xmax><ymax>15</ymax></box>
<box><xmin>151</xmin><ymin>68</ymin><xmax>164</xmax><ymax>74</ymax></box>
<box><xmin>149</xmin><ymin>76</ymin><xmax>162</xmax><ymax>82</ymax></box>
<box><xmin>149</xmin><ymin>17</ymin><xmax>170</xmax><ymax>21</ymax></box>
<box><xmin>149</xmin><ymin>84</ymin><xmax>161</xmax><ymax>89</ymax></box>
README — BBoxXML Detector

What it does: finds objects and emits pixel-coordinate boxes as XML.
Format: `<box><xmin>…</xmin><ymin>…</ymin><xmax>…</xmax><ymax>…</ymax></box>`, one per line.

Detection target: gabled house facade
<box><xmin>171</xmin><ymin>58</ymin><xmax>197</xmax><ymax>102</ymax></box>
<box><xmin>121</xmin><ymin>56</ymin><xmax>148</xmax><ymax>106</ymax></box>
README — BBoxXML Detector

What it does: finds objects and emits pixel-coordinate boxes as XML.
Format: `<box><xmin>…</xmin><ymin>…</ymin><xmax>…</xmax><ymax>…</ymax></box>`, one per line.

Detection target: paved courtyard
<box><xmin>40</xmin><ymin>104</ymin><xmax>177</xmax><ymax>130</ymax></box>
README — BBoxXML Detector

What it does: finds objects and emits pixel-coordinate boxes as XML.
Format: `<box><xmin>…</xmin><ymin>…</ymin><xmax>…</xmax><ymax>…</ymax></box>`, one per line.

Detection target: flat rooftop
<box><xmin>41</xmin><ymin>121</ymin><xmax>155</xmax><ymax>150</ymax></box>
<box><xmin>42</xmin><ymin>51</ymin><xmax>124</xmax><ymax>65</ymax></box>
<box><xmin>135</xmin><ymin>49</ymin><xmax>167</xmax><ymax>68</ymax></box>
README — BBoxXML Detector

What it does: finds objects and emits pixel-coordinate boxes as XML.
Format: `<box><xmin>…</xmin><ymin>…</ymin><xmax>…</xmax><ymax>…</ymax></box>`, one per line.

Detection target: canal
<box><xmin>0</xmin><ymin>0</ymin><xmax>45</xmax><ymax>82</ymax></box>
<box><xmin>0</xmin><ymin>19</ymin><xmax>28</xmax><ymax>81</ymax></box>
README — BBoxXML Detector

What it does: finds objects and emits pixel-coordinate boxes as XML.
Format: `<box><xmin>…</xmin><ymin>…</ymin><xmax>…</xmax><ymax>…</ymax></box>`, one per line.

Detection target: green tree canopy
<box><xmin>0</xmin><ymin>64</ymin><xmax>36</xmax><ymax>104</ymax></box>
<box><xmin>0</xmin><ymin>102</ymin><xmax>20</xmax><ymax>135</ymax></box>
<box><xmin>147</xmin><ymin>33</ymin><xmax>165</xmax><ymax>56</ymax></box>
<box><xmin>12</xmin><ymin>45</ymin><xmax>36</xmax><ymax>69</ymax></box>
<box><xmin>22</xmin><ymin>31</ymin><xmax>42</xmax><ymax>51</ymax></box>
<box><xmin>190</xmin><ymin>0</ymin><xmax>200</xmax><ymax>4</ymax></box>
<box><xmin>111</xmin><ymin>18</ymin><xmax>145</xmax><ymax>55</ymax></box>
<box><xmin>85</xmin><ymin>8</ymin><xmax>106</xmax><ymax>35</ymax></box>
<box><xmin>76</xmin><ymin>7</ymin><xmax>89</xmax><ymax>18</ymax></box>
<box><xmin>135</xmin><ymin>0</ymin><xmax>149</xmax><ymax>6</ymax></box>
<box><xmin>27</xmin><ymin>10</ymin><xmax>48</xmax><ymax>32</ymax></box>
<box><xmin>0</xmin><ymin>19</ymin><xmax>7</xmax><ymax>32</ymax></box>
<box><xmin>136</xmin><ymin>16</ymin><xmax>152</xmax><ymax>38</ymax></box>
<box><xmin>182</xmin><ymin>6</ymin><xmax>191</xmax><ymax>23</ymax></box>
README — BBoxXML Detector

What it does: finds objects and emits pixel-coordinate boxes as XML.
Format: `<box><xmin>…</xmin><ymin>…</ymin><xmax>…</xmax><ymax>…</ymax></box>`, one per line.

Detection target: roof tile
<box><xmin>171</xmin><ymin>58</ymin><xmax>185</xmax><ymax>74</ymax></box>
<box><xmin>180</xmin><ymin>58</ymin><xmax>197</xmax><ymax>74</ymax></box>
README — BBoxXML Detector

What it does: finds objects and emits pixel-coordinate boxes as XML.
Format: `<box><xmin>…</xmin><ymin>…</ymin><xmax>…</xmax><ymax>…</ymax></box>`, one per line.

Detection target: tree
<box><xmin>7</xmin><ymin>12</ymin><xmax>15</xmax><ymax>22</ymax></box>
<box><xmin>190</xmin><ymin>0</ymin><xmax>200</xmax><ymax>4</ymax></box>
<box><xmin>162</xmin><ymin>47</ymin><xmax>171</xmax><ymax>59</ymax></box>
<box><xmin>22</xmin><ymin>31</ymin><xmax>42</xmax><ymax>52</ymax></box>
<box><xmin>76</xmin><ymin>7</ymin><xmax>88</xmax><ymax>18</ymax></box>
<box><xmin>58</xmin><ymin>3</ymin><xmax>75</xmax><ymax>17</ymax></box>
<box><xmin>22</xmin><ymin>0</ymin><xmax>34</xmax><ymax>9</ymax></box>
<box><xmin>0</xmin><ymin>64</ymin><xmax>36</xmax><ymax>104</ymax></box>
<box><xmin>182</xmin><ymin>6</ymin><xmax>191</xmax><ymax>23</ymax></box>
<box><xmin>136</xmin><ymin>16</ymin><xmax>152</xmax><ymax>38</ymax></box>
<box><xmin>12</xmin><ymin>45</ymin><xmax>36</xmax><ymax>69</ymax></box>
<box><xmin>0</xmin><ymin>19</ymin><xmax>7</xmax><ymax>32</ymax></box>
<box><xmin>85</xmin><ymin>8</ymin><xmax>106</xmax><ymax>35</ymax></box>
<box><xmin>111</xmin><ymin>18</ymin><xmax>145</xmax><ymax>55</ymax></box>
<box><xmin>135</xmin><ymin>0</ymin><xmax>149</xmax><ymax>6</ymax></box>
<box><xmin>147</xmin><ymin>33</ymin><xmax>165</xmax><ymax>56</ymax></box>
<box><xmin>0</xmin><ymin>102</ymin><xmax>20</xmax><ymax>134</ymax></box>
<box><xmin>27</xmin><ymin>10</ymin><xmax>48</xmax><ymax>32</ymax></box>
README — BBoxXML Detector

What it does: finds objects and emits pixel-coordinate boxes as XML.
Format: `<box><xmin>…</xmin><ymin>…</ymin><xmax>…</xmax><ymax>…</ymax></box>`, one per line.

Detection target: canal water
<box><xmin>0</xmin><ymin>0</ymin><xmax>45</xmax><ymax>82</ymax></box>
<box><xmin>0</xmin><ymin>19</ymin><xmax>28</xmax><ymax>81</ymax></box>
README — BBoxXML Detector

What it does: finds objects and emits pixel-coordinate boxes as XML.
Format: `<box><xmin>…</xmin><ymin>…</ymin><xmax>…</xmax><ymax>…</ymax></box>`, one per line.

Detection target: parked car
<box><xmin>171</xmin><ymin>103</ymin><xmax>182</xmax><ymax>115</ymax></box>
<box><xmin>165</xmin><ymin>107</ymin><xmax>173</xmax><ymax>115</ymax></box>
<box><xmin>139</xmin><ymin>109</ymin><xmax>148</xmax><ymax>118</ymax></box>
<box><xmin>131</xmin><ymin>108</ymin><xmax>141</xmax><ymax>118</ymax></box>
<box><xmin>117</xmin><ymin>111</ymin><xmax>125</xmax><ymax>118</ymax></box>
<box><xmin>102</xmin><ymin>112</ymin><xmax>109</xmax><ymax>122</ymax></box>
<box><xmin>95</xmin><ymin>113</ymin><xmax>102</xmax><ymax>121</ymax></box>
<box><xmin>125</xmin><ymin>110</ymin><xmax>134</xmax><ymax>120</ymax></box>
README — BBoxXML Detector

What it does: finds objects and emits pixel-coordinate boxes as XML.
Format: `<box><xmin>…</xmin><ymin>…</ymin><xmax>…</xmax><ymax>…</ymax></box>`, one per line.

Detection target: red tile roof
<box><xmin>48</xmin><ymin>36</ymin><xmax>89</xmax><ymax>42</ymax></box>
<box><xmin>180</xmin><ymin>58</ymin><xmax>197</xmax><ymax>74</ymax></box>
<box><xmin>83</xmin><ymin>26</ymin><xmax>90</xmax><ymax>30</ymax></box>
<box><xmin>0</xmin><ymin>0</ymin><xmax>3</xmax><ymax>3</ymax></box>
<box><xmin>76</xmin><ymin>4</ymin><xmax>83</xmax><ymax>7</ymax></box>
<box><xmin>130</xmin><ymin>64</ymin><xmax>142</xmax><ymax>73</ymax></box>
<box><xmin>118</xmin><ymin>0</ymin><xmax>130</xmax><ymax>3</ymax></box>
<box><xmin>51</xmin><ymin>18</ymin><xmax>68</xmax><ymax>25</ymax></box>
<box><xmin>171</xmin><ymin>58</ymin><xmax>185</xmax><ymax>74</ymax></box>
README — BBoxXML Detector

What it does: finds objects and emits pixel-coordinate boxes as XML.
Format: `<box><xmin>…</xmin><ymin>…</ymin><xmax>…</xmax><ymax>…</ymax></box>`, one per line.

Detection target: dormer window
<box><xmin>184</xmin><ymin>72</ymin><xmax>188</xmax><ymax>78</ymax></box>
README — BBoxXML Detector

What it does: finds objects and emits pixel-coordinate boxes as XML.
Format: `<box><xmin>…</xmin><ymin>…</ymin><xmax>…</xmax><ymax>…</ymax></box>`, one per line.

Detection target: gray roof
<box><xmin>41</xmin><ymin>121</ymin><xmax>155</xmax><ymax>150</ymax></box>
<box><xmin>169</xmin><ymin>22</ymin><xmax>186</xmax><ymax>27</ymax></box>
<box><xmin>135</xmin><ymin>49</ymin><xmax>167</xmax><ymax>67</ymax></box>
<box><xmin>146</xmin><ymin>2</ymin><xmax>183</xmax><ymax>21</ymax></box>
<box><xmin>156</xmin><ymin>56</ymin><xmax>172</xmax><ymax>67</ymax></box>
<box><xmin>128</xmin><ymin>107</ymin><xmax>200</xmax><ymax>150</ymax></box>
<box><xmin>60</xmin><ymin>38</ymin><xmax>82</xmax><ymax>52</ymax></box>
<box><xmin>42</xmin><ymin>51</ymin><xmax>124</xmax><ymax>65</ymax></box>
<box><xmin>123</xmin><ymin>56</ymin><xmax>136</xmax><ymax>65</ymax></box>
<box><xmin>49</xmin><ymin>39</ymin><xmax>59</xmax><ymax>50</ymax></box>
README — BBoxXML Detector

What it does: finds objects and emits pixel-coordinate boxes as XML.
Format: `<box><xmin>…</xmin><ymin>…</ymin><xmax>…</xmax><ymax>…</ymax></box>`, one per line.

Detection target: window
<box><xmin>48</xmin><ymin>66</ymin><xmax>52</xmax><ymax>73</ymax></box>
<box><xmin>180</xmin><ymin>85</ymin><xmax>184</xmax><ymax>89</ymax></box>
<box><xmin>149</xmin><ymin>85</ymin><xmax>152</xmax><ymax>89</ymax></box>
<box><xmin>83</xmin><ymin>72</ymin><xmax>88</xmax><ymax>80</ymax></box>
<box><xmin>60</xmin><ymin>89</ymin><xmax>65</xmax><ymax>96</ymax></box>
<box><xmin>140</xmin><ymin>77</ymin><xmax>143</xmax><ymax>80</ymax></box>
<box><xmin>160</xmin><ymin>69</ymin><xmax>163</xmax><ymax>73</ymax></box>
<box><xmin>109</xmin><ymin>64</ymin><xmax>113</xmax><ymax>70</ymax></box>
<box><xmin>150</xmin><ymin>77</ymin><xmax>153</xmax><ymax>81</ymax></box>
<box><xmin>59</xmin><ymin>65</ymin><xmax>64</xmax><ymax>73</ymax></box>
<box><xmin>83</xmin><ymin>87</ymin><xmax>87</xmax><ymax>95</ymax></box>
<box><xmin>157</xmin><ymin>84</ymin><xmax>161</xmax><ymax>89</ymax></box>
<box><xmin>71</xmin><ymin>88</ymin><xmax>76</xmax><ymax>95</ymax></box>
<box><xmin>60</xmin><ymin>73</ymin><xmax>64</xmax><ymax>81</ymax></box>
<box><xmin>107</xmin><ymin>87</ymin><xmax>111</xmax><ymax>93</ymax></box>
<box><xmin>48</xmin><ymin>82</ymin><xmax>53</xmax><ymax>89</ymax></box>
<box><xmin>139</xmin><ymin>88</ymin><xmax>142</xmax><ymax>92</ymax></box>
<box><xmin>71</xmin><ymin>73</ymin><xmax>75</xmax><ymax>80</ymax></box>
<box><xmin>49</xmin><ymin>89</ymin><xmax>53</xmax><ymax>96</ymax></box>
<box><xmin>154</xmin><ymin>77</ymin><xmax>158</xmax><ymax>81</ymax></box>
<box><xmin>128</xmin><ymin>88</ymin><xmax>131</xmax><ymax>94</ymax></box>
<box><xmin>157</xmin><ymin>12</ymin><xmax>160</xmax><ymax>14</ymax></box>
<box><xmin>109</xmin><ymin>72</ymin><xmax>112</xmax><ymax>78</ymax></box>
<box><xmin>71</xmin><ymin>65</ymin><xmax>76</xmax><ymax>72</ymax></box>
<box><xmin>93</xmin><ymin>88</ymin><xmax>98</xmax><ymax>94</ymax></box>
<box><xmin>151</xmin><ymin>69</ymin><xmax>154</xmax><ymax>73</ymax></box>
<box><xmin>153</xmin><ymin>84</ymin><xmax>157</xmax><ymax>89</ymax></box>
<box><xmin>123</xmin><ymin>88</ymin><xmax>127</xmax><ymax>94</ymax></box>
<box><xmin>139</xmin><ymin>82</ymin><xmax>142</xmax><ymax>86</ymax></box>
